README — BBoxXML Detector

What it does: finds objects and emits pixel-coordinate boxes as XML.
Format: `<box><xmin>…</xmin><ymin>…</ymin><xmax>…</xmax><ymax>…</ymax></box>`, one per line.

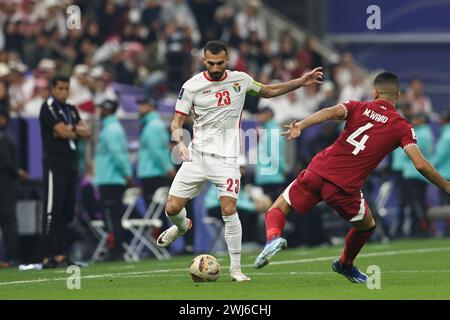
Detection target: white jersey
<box><xmin>175</xmin><ymin>70</ymin><xmax>262</xmax><ymax>157</ymax></box>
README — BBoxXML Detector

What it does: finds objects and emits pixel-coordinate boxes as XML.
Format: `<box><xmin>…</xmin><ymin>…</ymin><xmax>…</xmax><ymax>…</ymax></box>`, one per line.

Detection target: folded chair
<box><xmin>121</xmin><ymin>187</ymin><xmax>171</xmax><ymax>261</ymax></box>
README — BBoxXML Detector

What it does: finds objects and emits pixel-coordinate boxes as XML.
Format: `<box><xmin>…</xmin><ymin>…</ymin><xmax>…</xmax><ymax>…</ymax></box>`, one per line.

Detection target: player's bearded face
<box><xmin>204</xmin><ymin>51</ymin><xmax>228</xmax><ymax>81</ymax></box>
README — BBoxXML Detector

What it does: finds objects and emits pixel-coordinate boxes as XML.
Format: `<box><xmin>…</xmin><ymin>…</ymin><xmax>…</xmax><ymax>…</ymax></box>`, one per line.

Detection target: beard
<box><xmin>208</xmin><ymin>70</ymin><xmax>224</xmax><ymax>81</ymax></box>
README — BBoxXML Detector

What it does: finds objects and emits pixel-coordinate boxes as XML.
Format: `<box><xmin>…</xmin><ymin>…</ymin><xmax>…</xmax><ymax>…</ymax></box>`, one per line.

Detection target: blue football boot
<box><xmin>332</xmin><ymin>258</ymin><xmax>368</xmax><ymax>283</ymax></box>
<box><xmin>254</xmin><ymin>237</ymin><xmax>287</xmax><ymax>269</ymax></box>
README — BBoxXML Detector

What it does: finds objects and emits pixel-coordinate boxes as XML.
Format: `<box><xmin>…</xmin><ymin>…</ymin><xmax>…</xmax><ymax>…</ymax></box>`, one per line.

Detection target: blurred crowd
<box><xmin>0</xmin><ymin>0</ymin><xmax>449</xmax><ymax>265</ymax></box>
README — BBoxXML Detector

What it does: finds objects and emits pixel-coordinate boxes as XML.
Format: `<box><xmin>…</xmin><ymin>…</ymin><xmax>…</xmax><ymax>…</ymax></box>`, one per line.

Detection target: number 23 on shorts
<box><xmin>226</xmin><ymin>178</ymin><xmax>240</xmax><ymax>194</ymax></box>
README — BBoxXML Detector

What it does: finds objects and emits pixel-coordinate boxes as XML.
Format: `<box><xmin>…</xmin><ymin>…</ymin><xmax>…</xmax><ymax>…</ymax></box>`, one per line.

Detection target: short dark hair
<box><xmin>204</xmin><ymin>41</ymin><xmax>228</xmax><ymax>55</ymax></box>
<box><xmin>51</xmin><ymin>74</ymin><xmax>70</xmax><ymax>87</ymax></box>
<box><xmin>373</xmin><ymin>72</ymin><xmax>399</xmax><ymax>90</ymax></box>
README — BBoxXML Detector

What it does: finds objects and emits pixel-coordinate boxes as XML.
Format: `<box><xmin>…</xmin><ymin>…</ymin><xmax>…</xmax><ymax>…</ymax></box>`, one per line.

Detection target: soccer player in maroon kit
<box><xmin>254</xmin><ymin>72</ymin><xmax>450</xmax><ymax>283</ymax></box>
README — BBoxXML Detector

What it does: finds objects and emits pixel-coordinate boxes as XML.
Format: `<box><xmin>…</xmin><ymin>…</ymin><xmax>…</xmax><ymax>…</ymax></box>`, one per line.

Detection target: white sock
<box><xmin>166</xmin><ymin>207</ymin><xmax>188</xmax><ymax>231</ymax></box>
<box><xmin>222</xmin><ymin>212</ymin><xmax>242</xmax><ymax>270</ymax></box>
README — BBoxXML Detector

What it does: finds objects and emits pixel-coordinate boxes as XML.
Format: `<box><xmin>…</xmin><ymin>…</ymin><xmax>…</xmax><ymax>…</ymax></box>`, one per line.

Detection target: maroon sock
<box><xmin>265</xmin><ymin>208</ymin><xmax>286</xmax><ymax>241</ymax></box>
<box><xmin>339</xmin><ymin>227</ymin><xmax>375</xmax><ymax>267</ymax></box>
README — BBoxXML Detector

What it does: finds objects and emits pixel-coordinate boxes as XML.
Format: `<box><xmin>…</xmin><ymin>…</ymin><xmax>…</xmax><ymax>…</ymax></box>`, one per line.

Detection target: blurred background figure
<box><xmin>22</xmin><ymin>78</ymin><xmax>49</xmax><ymax>118</ymax></box>
<box><xmin>433</xmin><ymin>111</ymin><xmax>450</xmax><ymax>206</ymax></box>
<box><xmin>397</xmin><ymin>113</ymin><xmax>433</xmax><ymax>238</ymax></box>
<box><xmin>137</xmin><ymin>96</ymin><xmax>175</xmax><ymax>207</ymax></box>
<box><xmin>94</xmin><ymin>99</ymin><xmax>132</xmax><ymax>260</ymax></box>
<box><xmin>255</xmin><ymin>106</ymin><xmax>287</xmax><ymax>201</ymax></box>
<box><xmin>0</xmin><ymin>109</ymin><xmax>28</xmax><ymax>268</ymax></box>
<box><xmin>406</xmin><ymin>79</ymin><xmax>433</xmax><ymax>116</ymax></box>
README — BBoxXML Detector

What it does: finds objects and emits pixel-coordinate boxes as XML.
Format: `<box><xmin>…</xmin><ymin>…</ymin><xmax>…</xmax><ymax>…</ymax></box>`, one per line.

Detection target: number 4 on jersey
<box><xmin>346</xmin><ymin>123</ymin><xmax>374</xmax><ymax>155</ymax></box>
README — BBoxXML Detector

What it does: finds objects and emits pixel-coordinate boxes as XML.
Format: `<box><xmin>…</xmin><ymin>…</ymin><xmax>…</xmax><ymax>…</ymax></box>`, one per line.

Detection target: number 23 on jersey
<box><xmin>216</xmin><ymin>90</ymin><xmax>231</xmax><ymax>107</ymax></box>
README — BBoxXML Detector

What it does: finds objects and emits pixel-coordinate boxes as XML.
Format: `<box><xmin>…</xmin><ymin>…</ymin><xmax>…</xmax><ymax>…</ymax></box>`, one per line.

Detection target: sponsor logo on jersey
<box><xmin>202</xmin><ymin>89</ymin><xmax>211</xmax><ymax>94</ymax></box>
<box><xmin>233</xmin><ymin>82</ymin><xmax>241</xmax><ymax>93</ymax></box>
<box><xmin>177</xmin><ymin>88</ymin><xmax>185</xmax><ymax>100</ymax></box>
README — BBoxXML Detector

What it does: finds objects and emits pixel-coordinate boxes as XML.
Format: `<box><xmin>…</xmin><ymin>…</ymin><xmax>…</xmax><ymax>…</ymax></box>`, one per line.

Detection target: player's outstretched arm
<box><xmin>282</xmin><ymin>104</ymin><xmax>347</xmax><ymax>140</ymax></box>
<box><xmin>404</xmin><ymin>144</ymin><xmax>450</xmax><ymax>193</ymax></box>
<box><xmin>171</xmin><ymin>112</ymin><xmax>190</xmax><ymax>161</ymax></box>
<box><xmin>258</xmin><ymin>67</ymin><xmax>324</xmax><ymax>98</ymax></box>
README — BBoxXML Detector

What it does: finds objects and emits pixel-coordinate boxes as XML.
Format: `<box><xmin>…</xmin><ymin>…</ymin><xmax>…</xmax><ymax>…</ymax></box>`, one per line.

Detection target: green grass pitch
<box><xmin>1</xmin><ymin>238</ymin><xmax>449</xmax><ymax>300</ymax></box>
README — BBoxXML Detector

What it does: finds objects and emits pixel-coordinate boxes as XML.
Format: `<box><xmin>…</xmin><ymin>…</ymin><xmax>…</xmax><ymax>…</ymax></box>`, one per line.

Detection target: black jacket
<box><xmin>0</xmin><ymin>128</ymin><xmax>19</xmax><ymax>184</ymax></box>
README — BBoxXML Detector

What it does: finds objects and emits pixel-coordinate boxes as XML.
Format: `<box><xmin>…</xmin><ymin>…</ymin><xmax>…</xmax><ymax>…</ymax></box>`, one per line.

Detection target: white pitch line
<box><xmin>249</xmin><ymin>246</ymin><xmax>450</xmax><ymax>267</ymax></box>
<box><xmin>1</xmin><ymin>246</ymin><xmax>449</xmax><ymax>287</ymax></box>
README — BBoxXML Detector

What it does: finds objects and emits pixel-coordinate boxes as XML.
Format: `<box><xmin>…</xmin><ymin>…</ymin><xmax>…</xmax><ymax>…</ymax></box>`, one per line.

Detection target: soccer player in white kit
<box><xmin>157</xmin><ymin>41</ymin><xmax>323</xmax><ymax>281</ymax></box>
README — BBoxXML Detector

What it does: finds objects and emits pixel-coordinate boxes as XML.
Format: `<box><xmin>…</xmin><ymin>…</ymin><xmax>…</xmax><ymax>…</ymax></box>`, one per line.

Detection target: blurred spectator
<box><xmin>278</xmin><ymin>30</ymin><xmax>297</xmax><ymax>75</ymax></box>
<box><xmin>317</xmin><ymin>81</ymin><xmax>338</xmax><ymax>109</ymax></box>
<box><xmin>68</xmin><ymin>64</ymin><xmax>95</xmax><ymax>115</ymax></box>
<box><xmin>164</xmin><ymin>26</ymin><xmax>193</xmax><ymax>91</ymax></box>
<box><xmin>0</xmin><ymin>79</ymin><xmax>9</xmax><ymax>111</ymax></box>
<box><xmin>0</xmin><ymin>109</ymin><xmax>28</xmax><ymax>268</ymax></box>
<box><xmin>141</xmin><ymin>0</ymin><xmax>162</xmax><ymax>28</ymax></box>
<box><xmin>88</xmin><ymin>66</ymin><xmax>117</xmax><ymax>108</ymax></box>
<box><xmin>235</xmin><ymin>0</ymin><xmax>267</xmax><ymax>41</ymax></box>
<box><xmin>3</xmin><ymin>17</ymin><xmax>25</xmax><ymax>57</ymax></box>
<box><xmin>214</xmin><ymin>4</ymin><xmax>237</xmax><ymax>45</ymax></box>
<box><xmin>94</xmin><ymin>99</ymin><xmax>132</xmax><ymax>260</ymax></box>
<box><xmin>190</xmin><ymin>0</ymin><xmax>223</xmax><ymax>46</ymax></box>
<box><xmin>114</xmin><ymin>42</ymin><xmax>146</xmax><ymax>86</ymax></box>
<box><xmin>398</xmin><ymin>113</ymin><xmax>433</xmax><ymax>237</ymax></box>
<box><xmin>261</xmin><ymin>54</ymin><xmax>291</xmax><ymax>83</ymax></box>
<box><xmin>97</xmin><ymin>0</ymin><xmax>128</xmax><ymax>43</ymax></box>
<box><xmin>22</xmin><ymin>78</ymin><xmax>49</xmax><ymax>118</ymax></box>
<box><xmin>7</xmin><ymin>61</ymin><xmax>28</xmax><ymax>113</ymax></box>
<box><xmin>296</xmin><ymin>84</ymin><xmax>323</xmax><ymax>119</ymax></box>
<box><xmin>334</xmin><ymin>51</ymin><xmax>356</xmax><ymax>91</ymax></box>
<box><xmin>22</xmin><ymin>58</ymin><xmax>56</xmax><ymax>101</ymax></box>
<box><xmin>255</xmin><ymin>107</ymin><xmax>287</xmax><ymax>201</ymax></box>
<box><xmin>432</xmin><ymin>111</ymin><xmax>450</xmax><ymax>206</ymax></box>
<box><xmin>338</xmin><ymin>68</ymin><xmax>367</xmax><ymax>103</ymax></box>
<box><xmin>406</xmin><ymin>78</ymin><xmax>433</xmax><ymax>115</ymax></box>
<box><xmin>258</xmin><ymin>90</ymin><xmax>299</xmax><ymax>125</ymax></box>
<box><xmin>136</xmin><ymin>97</ymin><xmax>175</xmax><ymax>207</ymax></box>
<box><xmin>294</xmin><ymin>35</ymin><xmax>322</xmax><ymax>78</ymax></box>
<box><xmin>161</xmin><ymin>0</ymin><xmax>201</xmax><ymax>46</ymax></box>
<box><xmin>23</xmin><ymin>30</ymin><xmax>54</xmax><ymax>69</ymax></box>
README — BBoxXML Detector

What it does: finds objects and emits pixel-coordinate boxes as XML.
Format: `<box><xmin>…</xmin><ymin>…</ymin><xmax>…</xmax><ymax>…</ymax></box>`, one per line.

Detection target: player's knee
<box><xmin>221</xmin><ymin>204</ymin><xmax>237</xmax><ymax>216</ymax></box>
<box><xmin>165</xmin><ymin>198</ymin><xmax>183</xmax><ymax>216</ymax></box>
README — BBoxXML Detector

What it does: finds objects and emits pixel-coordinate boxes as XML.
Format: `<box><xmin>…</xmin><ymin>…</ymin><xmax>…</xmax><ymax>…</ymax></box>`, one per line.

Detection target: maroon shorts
<box><xmin>283</xmin><ymin>169</ymin><xmax>368</xmax><ymax>222</ymax></box>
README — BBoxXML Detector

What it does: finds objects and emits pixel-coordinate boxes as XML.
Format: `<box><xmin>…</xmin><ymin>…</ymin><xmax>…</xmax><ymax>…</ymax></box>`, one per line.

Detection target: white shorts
<box><xmin>169</xmin><ymin>150</ymin><xmax>241</xmax><ymax>200</ymax></box>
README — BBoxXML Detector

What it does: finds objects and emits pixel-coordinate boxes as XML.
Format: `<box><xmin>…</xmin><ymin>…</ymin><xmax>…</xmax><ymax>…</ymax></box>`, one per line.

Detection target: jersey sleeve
<box><xmin>175</xmin><ymin>86</ymin><xmax>194</xmax><ymax>116</ymax></box>
<box><xmin>40</xmin><ymin>103</ymin><xmax>62</xmax><ymax>129</ymax></box>
<box><xmin>399</xmin><ymin>122</ymin><xmax>418</xmax><ymax>149</ymax></box>
<box><xmin>244</xmin><ymin>73</ymin><xmax>263</xmax><ymax>96</ymax></box>
<box><xmin>340</xmin><ymin>100</ymin><xmax>360</xmax><ymax>119</ymax></box>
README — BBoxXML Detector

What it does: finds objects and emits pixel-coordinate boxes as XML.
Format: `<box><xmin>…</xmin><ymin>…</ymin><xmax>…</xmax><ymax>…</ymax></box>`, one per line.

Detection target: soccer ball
<box><xmin>189</xmin><ymin>254</ymin><xmax>221</xmax><ymax>282</ymax></box>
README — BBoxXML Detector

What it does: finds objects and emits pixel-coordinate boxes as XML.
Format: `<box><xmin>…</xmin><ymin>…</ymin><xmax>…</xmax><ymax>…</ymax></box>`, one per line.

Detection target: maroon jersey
<box><xmin>308</xmin><ymin>99</ymin><xmax>417</xmax><ymax>194</ymax></box>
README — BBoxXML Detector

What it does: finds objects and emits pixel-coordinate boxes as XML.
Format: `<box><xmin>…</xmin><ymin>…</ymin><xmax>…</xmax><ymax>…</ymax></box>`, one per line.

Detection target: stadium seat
<box><xmin>121</xmin><ymin>187</ymin><xmax>171</xmax><ymax>261</ymax></box>
<box><xmin>89</xmin><ymin>219</ymin><xmax>109</xmax><ymax>262</ymax></box>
